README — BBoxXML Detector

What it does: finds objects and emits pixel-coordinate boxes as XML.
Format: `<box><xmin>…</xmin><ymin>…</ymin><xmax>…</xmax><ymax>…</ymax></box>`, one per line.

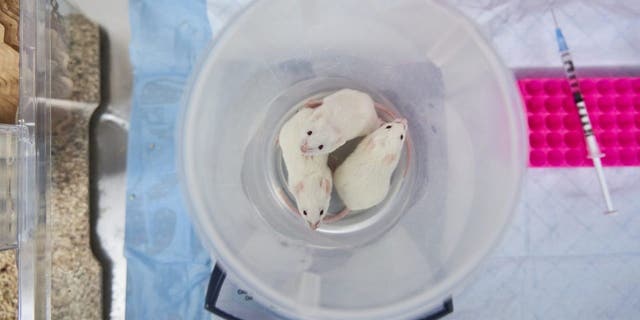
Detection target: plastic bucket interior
<box><xmin>178</xmin><ymin>0</ymin><xmax>527</xmax><ymax>319</ymax></box>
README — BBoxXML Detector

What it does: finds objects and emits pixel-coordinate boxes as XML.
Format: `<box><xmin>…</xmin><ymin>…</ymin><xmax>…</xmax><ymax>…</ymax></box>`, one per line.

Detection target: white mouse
<box><xmin>334</xmin><ymin>118</ymin><xmax>408</xmax><ymax>211</ymax></box>
<box><xmin>278</xmin><ymin>107</ymin><xmax>332</xmax><ymax>230</ymax></box>
<box><xmin>300</xmin><ymin>89</ymin><xmax>380</xmax><ymax>156</ymax></box>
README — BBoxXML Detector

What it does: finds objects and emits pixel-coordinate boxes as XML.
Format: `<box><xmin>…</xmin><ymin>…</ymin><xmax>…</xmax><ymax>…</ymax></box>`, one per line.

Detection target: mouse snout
<box><xmin>300</xmin><ymin>142</ymin><xmax>309</xmax><ymax>153</ymax></box>
<box><xmin>393</xmin><ymin>119</ymin><xmax>408</xmax><ymax>131</ymax></box>
<box><xmin>307</xmin><ymin>221</ymin><xmax>320</xmax><ymax>230</ymax></box>
<box><xmin>394</xmin><ymin>118</ymin><xmax>408</xmax><ymax>127</ymax></box>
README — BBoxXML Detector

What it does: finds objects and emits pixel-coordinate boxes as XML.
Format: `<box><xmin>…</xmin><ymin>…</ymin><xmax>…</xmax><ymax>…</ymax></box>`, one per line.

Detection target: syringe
<box><xmin>551</xmin><ymin>10</ymin><xmax>617</xmax><ymax>215</ymax></box>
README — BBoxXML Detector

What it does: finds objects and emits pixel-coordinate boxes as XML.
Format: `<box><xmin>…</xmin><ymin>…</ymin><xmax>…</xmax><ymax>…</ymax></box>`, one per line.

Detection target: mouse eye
<box><xmin>318</xmin><ymin>145</ymin><xmax>324</xmax><ymax>150</ymax></box>
<box><xmin>319</xmin><ymin>210</ymin><xmax>324</xmax><ymax>216</ymax></box>
<box><xmin>400</xmin><ymin>135</ymin><xmax>404</xmax><ymax>140</ymax></box>
<box><xmin>386</xmin><ymin>125</ymin><xmax>392</xmax><ymax>129</ymax></box>
<box><xmin>307</xmin><ymin>130</ymin><xmax>312</xmax><ymax>136</ymax></box>
<box><xmin>303</xmin><ymin>210</ymin><xmax>308</xmax><ymax>216</ymax></box>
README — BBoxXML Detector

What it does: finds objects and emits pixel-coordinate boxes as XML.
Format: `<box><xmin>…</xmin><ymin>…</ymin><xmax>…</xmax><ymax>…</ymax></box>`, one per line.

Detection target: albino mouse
<box><xmin>300</xmin><ymin>89</ymin><xmax>380</xmax><ymax>156</ymax></box>
<box><xmin>278</xmin><ymin>108</ymin><xmax>332</xmax><ymax>230</ymax></box>
<box><xmin>334</xmin><ymin>119</ymin><xmax>408</xmax><ymax>211</ymax></box>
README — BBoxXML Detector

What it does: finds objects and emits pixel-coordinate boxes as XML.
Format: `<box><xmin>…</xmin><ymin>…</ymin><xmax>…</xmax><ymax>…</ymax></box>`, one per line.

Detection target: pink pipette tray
<box><xmin>519</xmin><ymin>78</ymin><xmax>640</xmax><ymax>167</ymax></box>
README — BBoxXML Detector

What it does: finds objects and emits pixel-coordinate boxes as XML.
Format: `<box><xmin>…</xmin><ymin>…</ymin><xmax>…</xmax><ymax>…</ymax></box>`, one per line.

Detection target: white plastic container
<box><xmin>179</xmin><ymin>0</ymin><xmax>527</xmax><ymax>319</ymax></box>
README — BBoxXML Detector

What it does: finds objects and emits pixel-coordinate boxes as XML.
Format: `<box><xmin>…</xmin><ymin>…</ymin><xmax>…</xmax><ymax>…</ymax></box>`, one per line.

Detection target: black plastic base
<box><xmin>205</xmin><ymin>264</ymin><xmax>453</xmax><ymax>320</ymax></box>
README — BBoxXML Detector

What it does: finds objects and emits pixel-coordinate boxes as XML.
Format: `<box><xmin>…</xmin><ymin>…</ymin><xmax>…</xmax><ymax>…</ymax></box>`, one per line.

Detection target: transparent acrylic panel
<box><xmin>16</xmin><ymin>0</ymin><xmax>54</xmax><ymax>319</ymax></box>
<box><xmin>0</xmin><ymin>125</ymin><xmax>20</xmax><ymax>251</ymax></box>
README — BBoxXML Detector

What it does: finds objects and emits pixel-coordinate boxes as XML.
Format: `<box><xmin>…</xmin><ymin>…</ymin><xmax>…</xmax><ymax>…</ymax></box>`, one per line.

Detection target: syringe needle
<box><xmin>551</xmin><ymin>8</ymin><xmax>559</xmax><ymax>29</ymax></box>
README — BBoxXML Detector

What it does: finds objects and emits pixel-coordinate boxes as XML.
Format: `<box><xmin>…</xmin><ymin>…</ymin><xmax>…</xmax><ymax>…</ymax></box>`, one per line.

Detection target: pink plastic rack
<box><xmin>519</xmin><ymin>78</ymin><xmax>640</xmax><ymax>167</ymax></box>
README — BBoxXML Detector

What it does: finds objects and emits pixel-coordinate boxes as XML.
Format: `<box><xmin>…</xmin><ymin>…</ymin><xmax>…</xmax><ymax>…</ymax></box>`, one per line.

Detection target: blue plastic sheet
<box><xmin>125</xmin><ymin>0</ymin><xmax>213</xmax><ymax>318</ymax></box>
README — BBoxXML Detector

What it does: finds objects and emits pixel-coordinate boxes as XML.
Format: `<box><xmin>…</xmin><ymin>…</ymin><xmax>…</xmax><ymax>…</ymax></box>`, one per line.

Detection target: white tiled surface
<box><xmin>448</xmin><ymin>0</ymin><xmax>640</xmax><ymax>68</ymax></box>
<box><xmin>452</xmin><ymin>168</ymin><xmax>640</xmax><ymax>320</ymax></box>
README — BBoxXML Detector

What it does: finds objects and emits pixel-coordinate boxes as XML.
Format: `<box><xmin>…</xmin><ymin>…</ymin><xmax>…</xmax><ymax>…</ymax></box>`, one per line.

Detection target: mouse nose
<box><xmin>307</xmin><ymin>221</ymin><xmax>318</xmax><ymax>230</ymax></box>
<box><xmin>300</xmin><ymin>143</ymin><xmax>309</xmax><ymax>153</ymax></box>
<box><xmin>394</xmin><ymin>118</ymin><xmax>408</xmax><ymax>126</ymax></box>
<box><xmin>394</xmin><ymin>118</ymin><xmax>408</xmax><ymax>130</ymax></box>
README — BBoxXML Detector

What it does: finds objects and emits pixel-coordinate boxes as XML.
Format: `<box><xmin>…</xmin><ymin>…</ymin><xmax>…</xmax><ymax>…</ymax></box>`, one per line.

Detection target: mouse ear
<box><xmin>382</xmin><ymin>153</ymin><xmax>397</xmax><ymax>166</ymax></box>
<box><xmin>320</xmin><ymin>178</ymin><xmax>331</xmax><ymax>195</ymax></box>
<box><xmin>305</xmin><ymin>99</ymin><xmax>323</xmax><ymax>109</ymax></box>
<box><xmin>365</xmin><ymin>137</ymin><xmax>376</xmax><ymax>151</ymax></box>
<box><xmin>294</xmin><ymin>181</ymin><xmax>304</xmax><ymax>195</ymax></box>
